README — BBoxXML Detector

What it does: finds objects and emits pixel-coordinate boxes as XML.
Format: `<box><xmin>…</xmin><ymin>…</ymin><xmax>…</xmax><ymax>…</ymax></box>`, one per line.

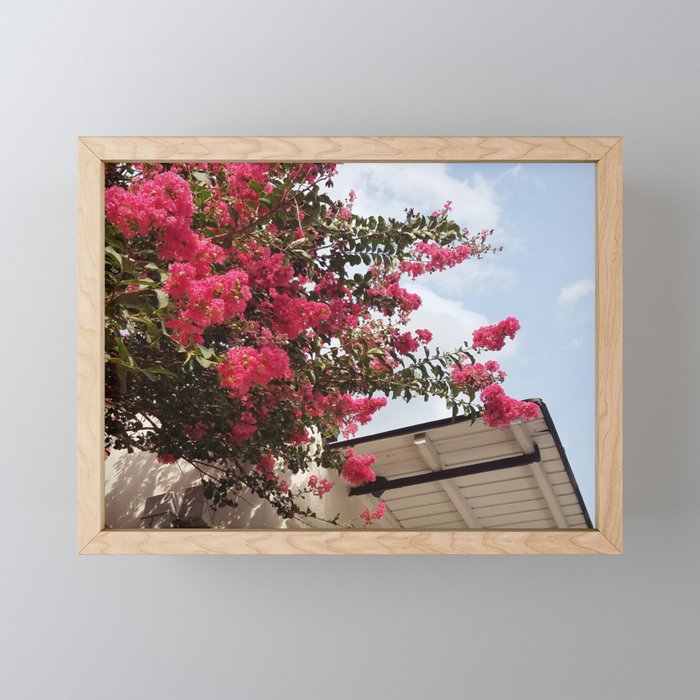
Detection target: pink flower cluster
<box><xmin>161</xmin><ymin>230</ymin><xmax>225</xmax><ymax>275</ymax></box>
<box><xmin>267</xmin><ymin>292</ymin><xmax>331</xmax><ymax>339</ymax></box>
<box><xmin>360</xmin><ymin>501</ymin><xmax>387</xmax><ymax>525</ymax></box>
<box><xmin>307</xmin><ymin>474</ymin><xmax>334</xmax><ymax>499</ymax></box>
<box><xmin>400</xmin><ymin>242</ymin><xmax>471</xmax><ymax>278</ymax></box>
<box><xmin>106</xmin><ymin>171</ymin><xmax>224</xmax><ymax>276</ymax></box>
<box><xmin>332</xmin><ymin>395</ymin><xmax>388</xmax><ymax>438</ymax></box>
<box><xmin>312</xmin><ymin>272</ymin><xmax>364</xmax><ymax>333</ymax></box>
<box><xmin>106</xmin><ymin>171</ymin><xmax>194</xmax><ymax>240</ymax></box>
<box><xmin>415</xmin><ymin>328</ymin><xmax>433</xmax><ymax>344</ymax></box>
<box><xmin>234</xmin><ymin>243</ymin><xmax>294</xmax><ymax>289</ymax></box>
<box><xmin>228</xmin><ymin>412</ymin><xmax>258</xmax><ymax>444</ymax></box>
<box><xmin>255</xmin><ymin>452</ymin><xmax>291</xmax><ymax>493</ymax></box>
<box><xmin>367</xmin><ymin>271</ymin><xmax>422</xmax><ymax>318</ymax></box>
<box><xmin>183</xmin><ymin>421</ymin><xmax>209</xmax><ymax>440</ymax></box>
<box><xmin>256</xmin><ymin>453</ymin><xmax>277</xmax><ymax>480</ymax></box>
<box><xmin>451</xmin><ymin>360</ymin><xmax>506</xmax><ymax>392</ymax></box>
<box><xmin>480</xmin><ymin>384</ymin><xmax>540</xmax><ymax>429</ymax></box>
<box><xmin>390</xmin><ymin>328</ymin><xmax>432</xmax><ymax>355</ymax></box>
<box><xmin>288</xmin><ymin>426</ymin><xmax>310</xmax><ymax>446</ymax></box>
<box><xmin>164</xmin><ymin>264</ymin><xmax>251</xmax><ymax>345</ymax></box>
<box><xmin>368</xmin><ymin>349</ymin><xmax>400</xmax><ymax>374</ymax></box>
<box><xmin>430</xmin><ymin>200</ymin><xmax>453</xmax><ymax>217</ymax></box>
<box><xmin>341</xmin><ymin>449</ymin><xmax>377</xmax><ymax>486</ymax></box>
<box><xmin>472</xmin><ymin>317</ymin><xmax>521</xmax><ymax>351</ymax></box>
<box><xmin>394</xmin><ymin>331</ymin><xmax>420</xmax><ymax>355</ymax></box>
<box><xmin>218</xmin><ymin>344</ymin><xmax>292</xmax><ymax>397</ymax></box>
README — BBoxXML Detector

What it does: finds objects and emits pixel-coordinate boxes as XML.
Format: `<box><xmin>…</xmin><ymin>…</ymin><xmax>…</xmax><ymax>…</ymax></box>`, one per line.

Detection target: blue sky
<box><xmin>328</xmin><ymin>162</ymin><xmax>596</xmax><ymax>518</ymax></box>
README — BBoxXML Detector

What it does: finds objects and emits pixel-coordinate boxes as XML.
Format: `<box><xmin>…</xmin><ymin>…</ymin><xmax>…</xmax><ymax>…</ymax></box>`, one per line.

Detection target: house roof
<box><xmin>330</xmin><ymin>400</ymin><xmax>593</xmax><ymax>530</ymax></box>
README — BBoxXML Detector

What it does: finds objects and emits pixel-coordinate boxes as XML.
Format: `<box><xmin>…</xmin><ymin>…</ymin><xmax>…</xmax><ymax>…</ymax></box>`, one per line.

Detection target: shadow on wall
<box><xmin>105</xmin><ymin>449</ymin><xmax>287</xmax><ymax>529</ymax></box>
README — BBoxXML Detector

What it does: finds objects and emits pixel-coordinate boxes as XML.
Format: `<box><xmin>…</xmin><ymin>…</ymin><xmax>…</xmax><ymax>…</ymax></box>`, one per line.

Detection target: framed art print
<box><xmin>77</xmin><ymin>137</ymin><xmax>622</xmax><ymax>554</ymax></box>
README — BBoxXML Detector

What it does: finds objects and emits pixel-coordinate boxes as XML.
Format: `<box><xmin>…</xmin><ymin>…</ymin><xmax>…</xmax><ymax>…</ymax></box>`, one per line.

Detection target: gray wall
<box><xmin>2</xmin><ymin>2</ymin><xmax>698</xmax><ymax>698</ymax></box>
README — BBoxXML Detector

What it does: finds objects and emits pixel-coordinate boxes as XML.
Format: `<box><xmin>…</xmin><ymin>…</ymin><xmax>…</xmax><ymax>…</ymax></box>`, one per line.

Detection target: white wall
<box><xmin>105</xmin><ymin>449</ymin><xmax>288</xmax><ymax>528</ymax></box>
<box><xmin>104</xmin><ymin>448</ymin><xmax>389</xmax><ymax>530</ymax></box>
<box><xmin>2</xmin><ymin>2</ymin><xmax>700</xmax><ymax>699</ymax></box>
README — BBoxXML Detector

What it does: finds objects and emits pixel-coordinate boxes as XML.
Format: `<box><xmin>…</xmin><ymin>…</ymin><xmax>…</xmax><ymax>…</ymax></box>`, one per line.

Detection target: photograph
<box><xmin>104</xmin><ymin>159</ymin><xmax>595</xmax><ymax>531</ymax></box>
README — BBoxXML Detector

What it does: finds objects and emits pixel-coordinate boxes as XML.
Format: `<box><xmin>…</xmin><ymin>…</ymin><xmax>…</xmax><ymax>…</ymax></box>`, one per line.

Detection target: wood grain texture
<box><xmin>595</xmin><ymin>139</ymin><xmax>623</xmax><ymax>552</ymax></box>
<box><xmin>77</xmin><ymin>139</ymin><xmax>105</xmax><ymax>551</ymax></box>
<box><xmin>79</xmin><ymin>136</ymin><xmax>618</xmax><ymax>163</ymax></box>
<box><xmin>82</xmin><ymin>528</ymin><xmax>620</xmax><ymax>555</ymax></box>
<box><xmin>76</xmin><ymin>136</ymin><xmax>623</xmax><ymax>555</ymax></box>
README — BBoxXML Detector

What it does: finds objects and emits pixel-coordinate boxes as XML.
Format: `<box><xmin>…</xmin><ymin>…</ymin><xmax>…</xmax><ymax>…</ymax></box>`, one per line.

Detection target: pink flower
<box><xmin>307</xmin><ymin>475</ymin><xmax>334</xmax><ymax>499</ymax></box>
<box><xmin>163</xmin><ymin>262</ymin><xmax>197</xmax><ymax>299</ymax></box>
<box><xmin>341</xmin><ymin>449</ymin><xmax>377</xmax><ymax>486</ymax></box>
<box><xmin>399</xmin><ymin>241</ymin><xmax>471</xmax><ymax>278</ymax></box>
<box><xmin>288</xmin><ymin>426</ymin><xmax>310</xmax><ymax>445</ymax></box>
<box><xmin>156</xmin><ymin>453</ymin><xmax>177</xmax><ymax>465</ymax></box>
<box><xmin>366</xmin><ymin>272</ymin><xmax>422</xmax><ymax>316</ymax></box>
<box><xmin>360</xmin><ymin>501</ymin><xmax>387</xmax><ymax>525</ymax></box>
<box><xmin>479</xmin><ymin>384</ymin><xmax>540</xmax><ymax>428</ymax></box>
<box><xmin>333</xmin><ymin>395</ymin><xmax>388</xmax><ymax>437</ymax></box>
<box><xmin>106</xmin><ymin>171</ymin><xmax>195</xmax><ymax>241</ymax></box>
<box><xmin>415</xmin><ymin>328</ymin><xmax>433</xmax><ymax>344</ymax></box>
<box><xmin>316</xmin><ymin>479</ymin><xmax>333</xmax><ymax>498</ymax></box>
<box><xmin>218</xmin><ymin>344</ymin><xmax>292</xmax><ymax>397</ymax></box>
<box><xmin>394</xmin><ymin>331</ymin><xmax>420</xmax><ymax>355</ymax></box>
<box><xmin>472</xmin><ymin>317</ymin><xmax>521</xmax><ymax>351</ymax></box>
<box><xmin>163</xmin><ymin>263</ymin><xmax>251</xmax><ymax>346</ymax></box>
<box><xmin>183</xmin><ymin>421</ymin><xmax>209</xmax><ymax>440</ymax></box>
<box><xmin>228</xmin><ymin>412</ymin><xmax>258</xmax><ymax>444</ymax></box>
<box><xmin>451</xmin><ymin>360</ymin><xmax>506</xmax><ymax>392</ymax></box>
<box><xmin>267</xmin><ymin>293</ymin><xmax>330</xmax><ymax>339</ymax></box>
<box><xmin>256</xmin><ymin>453</ymin><xmax>276</xmax><ymax>480</ymax></box>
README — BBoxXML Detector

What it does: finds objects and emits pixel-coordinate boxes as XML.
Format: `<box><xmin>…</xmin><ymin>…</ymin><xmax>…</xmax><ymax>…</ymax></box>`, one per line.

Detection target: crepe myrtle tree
<box><xmin>104</xmin><ymin>161</ymin><xmax>539</xmax><ymax>526</ymax></box>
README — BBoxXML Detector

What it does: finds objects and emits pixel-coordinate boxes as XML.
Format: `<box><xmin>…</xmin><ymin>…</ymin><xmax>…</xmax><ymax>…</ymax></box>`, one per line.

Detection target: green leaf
<box><xmin>116</xmin><ymin>363</ymin><xmax>127</xmax><ymax>394</ymax></box>
<box><xmin>145</xmin><ymin>367</ymin><xmax>177</xmax><ymax>378</ymax></box>
<box><xmin>115</xmin><ymin>336</ymin><xmax>131</xmax><ymax>365</ymax></box>
<box><xmin>105</xmin><ymin>246</ymin><xmax>122</xmax><ymax>269</ymax></box>
<box><xmin>116</xmin><ymin>293</ymin><xmax>152</xmax><ymax>311</ymax></box>
<box><xmin>192</xmin><ymin>171</ymin><xmax>213</xmax><ymax>186</ymax></box>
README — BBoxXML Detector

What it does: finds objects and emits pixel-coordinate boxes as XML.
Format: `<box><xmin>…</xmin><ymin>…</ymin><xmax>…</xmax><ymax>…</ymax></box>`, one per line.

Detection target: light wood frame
<box><xmin>78</xmin><ymin>137</ymin><xmax>622</xmax><ymax>555</ymax></box>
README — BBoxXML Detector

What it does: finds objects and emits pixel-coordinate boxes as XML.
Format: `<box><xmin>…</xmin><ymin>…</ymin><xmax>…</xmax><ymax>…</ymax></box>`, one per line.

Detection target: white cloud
<box><xmin>419</xmin><ymin>258</ymin><xmax>517</xmax><ymax>298</ymax></box>
<box><xmin>558</xmin><ymin>278</ymin><xmax>594</xmax><ymax>306</ymax></box>
<box><xmin>406</xmin><ymin>283</ymin><xmax>489</xmax><ymax>352</ymax></box>
<box><xmin>327</xmin><ymin>162</ymin><xmax>502</xmax><ymax>236</ymax></box>
<box><xmin>404</xmin><ymin>283</ymin><xmax>520</xmax><ymax>359</ymax></box>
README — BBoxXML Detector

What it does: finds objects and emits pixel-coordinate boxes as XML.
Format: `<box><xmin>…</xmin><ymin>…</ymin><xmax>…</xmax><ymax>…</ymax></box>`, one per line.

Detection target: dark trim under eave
<box><xmin>349</xmin><ymin>446</ymin><xmax>542</xmax><ymax>497</ymax></box>
<box><xmin>534</xmin><ymin>400</ymin><xmax>594</xmax><ymax>529</ymax></box>
<box><xmin>329</xmin><ymin>412</ymin><xmax>476</xmax><ymax>449</ymax></box>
